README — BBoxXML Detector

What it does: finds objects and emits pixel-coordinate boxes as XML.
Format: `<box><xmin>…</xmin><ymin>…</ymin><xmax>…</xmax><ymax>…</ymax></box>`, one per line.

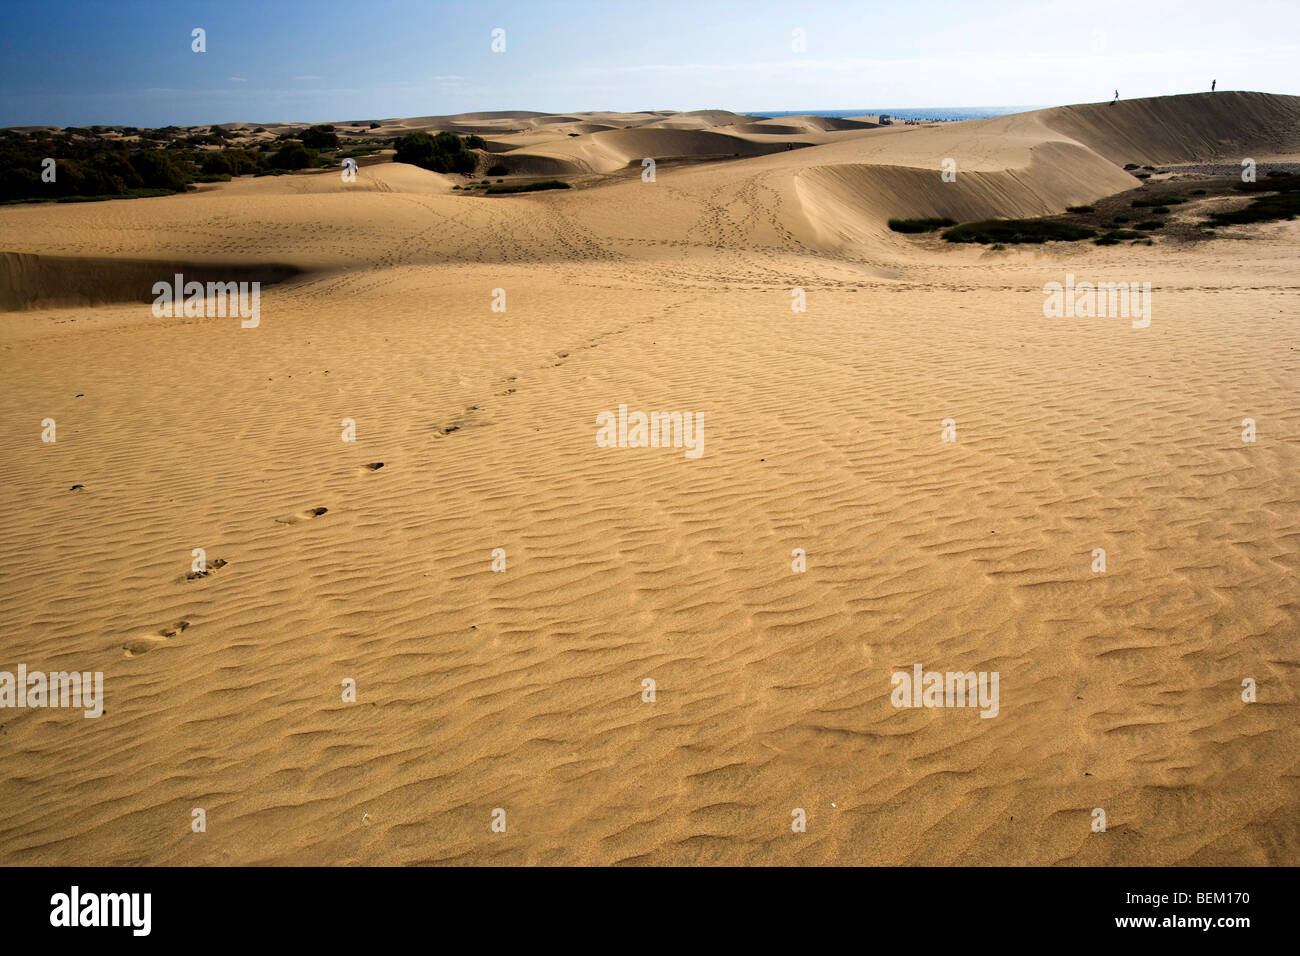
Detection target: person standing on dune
<box><xmin>1212</xmin><ymin>79</ymin><xmax>1217</xmax><ymax>91</ymax></box>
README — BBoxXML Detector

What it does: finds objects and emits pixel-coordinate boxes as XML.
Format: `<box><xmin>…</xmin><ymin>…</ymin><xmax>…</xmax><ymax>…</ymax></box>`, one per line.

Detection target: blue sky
<box><xmin>2</xmin><ymin>0</ymin><xmax>1297</xmax><ymax>126</ymax></box>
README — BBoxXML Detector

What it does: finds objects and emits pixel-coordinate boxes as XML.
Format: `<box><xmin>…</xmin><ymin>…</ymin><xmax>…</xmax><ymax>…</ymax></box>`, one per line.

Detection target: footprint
<box><xmin>123</xmin><ymin>620</ymin><xmax>190</xmax><ymax>657</ymax></box>
<box><xmin>186</xmin><ymin>558</ymin><xmax>228</xmax><ymax>581</ymax></box>
<box><xmin>274</xmin><ymin>507</ymin><xmax>329</xmax><ymax>525</ymax></box>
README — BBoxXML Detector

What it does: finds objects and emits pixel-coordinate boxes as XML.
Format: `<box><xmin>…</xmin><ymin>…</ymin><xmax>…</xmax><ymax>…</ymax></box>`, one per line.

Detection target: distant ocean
<box><xmin>756</xmin><ymin>107</ymin><xmax>1045</xmax><ymax>122</ymax></box>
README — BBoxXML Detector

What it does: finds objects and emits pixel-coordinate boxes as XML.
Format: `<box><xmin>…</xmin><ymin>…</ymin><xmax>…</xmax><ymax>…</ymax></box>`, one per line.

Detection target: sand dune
<box><xmin>0</xmin><ymin>252</ymin><xmax>300</xmax><ymax>311</ymax></box>
<box><xmin>1</xmin><ymin>92</ymin><xmax>1297</xmax><ymax>865</ymax></box>
<box><xmin>1037</xmin><ymin>91</ymin><xmax>1300</xmax><ymax>165</ymax></box>
<box><xmin>498</xmin><ymin>127</ymin><xmax>791</xmax><ymax>175</ymax></box>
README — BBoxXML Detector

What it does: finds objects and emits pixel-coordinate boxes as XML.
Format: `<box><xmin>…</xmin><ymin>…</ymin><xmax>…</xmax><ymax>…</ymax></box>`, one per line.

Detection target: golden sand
<box><xmin>1</xmin><ymin>92</ymin><xmax>1297</xmax><ymax>864</ymax></box>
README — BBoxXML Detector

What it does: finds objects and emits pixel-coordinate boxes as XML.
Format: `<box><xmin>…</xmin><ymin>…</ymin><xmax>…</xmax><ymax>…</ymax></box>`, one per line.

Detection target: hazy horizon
<box><xmin>3</xmin><ymin>0</ymin><xmax>1297</xmax><ymax>127</ymax></box>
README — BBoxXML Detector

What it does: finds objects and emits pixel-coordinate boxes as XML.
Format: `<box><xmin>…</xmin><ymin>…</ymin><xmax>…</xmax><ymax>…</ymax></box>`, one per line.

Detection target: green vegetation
<box><xmin>1132</xmin><ymin>196</ymin><xmax>1184</xmax><ymax>207</ymax></box>
<box><xmin>271</xmin><ymin>143</ymin><xmax>317</xmax><ymax>170</ymax></box>
<box><xmin>1123</xmin><ymin>163</ymin><xmax>1140</xmax><ymax>170</ymax></box>
<box><xmin>300</xmin><ymin>125</ymin><xmax>339</xmax><ymax>150</ymax></box>
<box><xmin>1135</xmin><ymin>220</ymin><xmax>1164</xmax><ymax>230</ymax></box>
<box><xmin>55</xmin><ymin>188</ymin><xmax>177</xmax><ymax>203</ymax></box>
<box><xmin>484</xmin><ymin>179</ymin><xmax>571</xmax><ymax>194</ymax></box>
<box><xmin>0</xmin><ymin>128</ymin><xmax>196</xmax><ymax>203</ymax></box>
<box><xmin>1095</xmin><ymin>228</ymin><xmax>1148</xmax><ymax>245</ymax></box>
<box><xmin>0</xmin><ymin>123</ymin><xmax>371</xmax><ymax>202</ymax></box>
<box><xmin>1065</xmin><ymin>205</ymin><xmax>1094</xmax><ymax>213</ymax></box>
<box><xmin>942</xmin><ymin>219</ymin><xmax>1097</xmax><ymax>244</ymax></box>
<box><xmin>1208</xmin><ymin>174</ymin><xmax>1300</xmax><ymax>225</ymax></box>
<box><xmin>887</xmin><ymin>217</ymin><xmax>957</xmax><ymax>233</ymax></box>
<box><xmin>393</xmin><ymin>131</ymin><xmax>479</xmax><ymax>174</ymax></box>
<box><xmin>486</xmin><ymin>164</ymin><xmax>508</xmax><ymax>176</ymax></box>
<box><xmin>200</xmin><ymin>148</ymin><xmax>266</xmax><ymax>176</ymax></box>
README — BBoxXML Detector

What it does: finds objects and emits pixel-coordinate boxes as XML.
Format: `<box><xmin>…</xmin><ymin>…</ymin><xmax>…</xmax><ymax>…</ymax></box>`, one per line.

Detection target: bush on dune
<box><xmin>887</xmin><ymin>217</ymin><xmax>956</xmax><ymax>233</ymax></box>
<box><xmin>270</xmin><ymin>143</ymin><xmax>317</xmax><ymax>170</ymax></box>
<box><xmin>393</xmin><ymin>131</ymin><xmax>478</xmax><ymax>174</ymax></box>
<box><xmin>942</xmin><ymin>219</ymin><xmax>1097</xmax><ymax>244</ymax></box>
<box><xmin>300</xmin><ymin>125</ymin><xmax>340</xmax><ymax>150</ymax></box>
<box><xmin>484</xmin><ymin>179</ymin><xmax>570</xmax><ymax>194</ymax></box>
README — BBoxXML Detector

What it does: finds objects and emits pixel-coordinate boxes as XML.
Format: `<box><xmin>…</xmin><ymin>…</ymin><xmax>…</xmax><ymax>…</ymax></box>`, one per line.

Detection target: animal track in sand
<box><xmin>123</xmin><ymin>620</ymin><xmax>190</xmax><ymax>657</ymax></box>
<box><xmin>186</xmin><ymin>557</ymin><xmax>228</xmax><ymax>581</ymax></box>
<box><xmin>274</xmin><ymin>506</ymin><xmax>329</xmax><ymax>525</ymax></box>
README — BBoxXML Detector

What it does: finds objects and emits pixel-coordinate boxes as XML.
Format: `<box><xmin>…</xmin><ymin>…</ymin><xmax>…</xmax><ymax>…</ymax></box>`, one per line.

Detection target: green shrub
<box><xmin>1207</xmin><ymin>189</ymin><xmax>1300</xmax><ymax>225</ymax></box>
<box><xmin>484</xmin><ymin>179</ymin><xmax>571</xmax><ymax>194</ymax></box>
<box><xmin>1135</xmin><ymin>220</ymin><xmax>1163</xmax><ymax>230</ymax></box>
<box><xmin>393</xmin><ymin>131</ymin><xmax>477</xmax><ymax>173</ymax></box>
<box><xmin>1236</xmin><ymin>174</ymin><xmax>1299</xmax><ymax>194</ymax></box>
<box><xmin>887</xmin><ymin>217</ymin><xmax>956</xmax><ymax>233</ymax></box>
<box><xmin>942</xmin><ymin>219</ymin><xmax>1096</xmax><ymax>244</ymax></box>
<box><xmin>486</xmin><ymin>164</ymin><xmax>508</xmax><ymax>176</ymax></box>
<box><xmin>301</xmin><ymin>125</ymin><xmax>340</xmax><ymax>150</ymax></box>
<box><xmin>270</xmin><ymin>143</ymin><xmax>316</xmax><ymax>169</ymax></box>
<box><xmin>1066</xmin><ymin>205</ymin><xmax>1094</xmax><ymax>213</ymax></box>
<box><xmin>1123</xmin><ymin>163</ymin><xmax>1139</xmax><ymax>170</ymax></box>
<box><xmin>129</xmin><ymin>150</ymin><xmax>191</xmax><ymax>190</ymax></box>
